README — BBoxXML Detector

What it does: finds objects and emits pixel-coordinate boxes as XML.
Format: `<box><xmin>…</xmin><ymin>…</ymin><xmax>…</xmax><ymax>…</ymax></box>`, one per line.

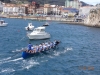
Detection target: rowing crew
<box><xmin>25</xmin><ymin>40</ymin><xmax>60</xmax><ymax>53</ymax></box>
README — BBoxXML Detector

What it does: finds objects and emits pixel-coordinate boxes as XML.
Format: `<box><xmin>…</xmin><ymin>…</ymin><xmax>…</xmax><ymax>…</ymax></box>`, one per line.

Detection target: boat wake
<box><xmin>0</xmin><ymin>46</ymin><xmax>73</xmax><ymax>73</ymax></box>
<box><xmin>0</xmin><ymin>57</ymin><xmax>23</xmax><ymax>74</ymax></box>
<box><xmin>0</xmin><ymin>57</ymin><xmax>11</xmax><ymax>62</ymax></box>
<box><xmin>21</xmin><ymin>59</ymin><xmax>40</xmax><ymax>70</ymax></box>
<box><xmin>0</xmin><ymin>68</ymin><xmax>15</xmax><ymax>74</ymax></box>
<box><xmin>53</xmin><ymin>47</ymin><xmax>73</xmax><ymax>56</ymax></box>
<box><xmin>0</xmin><ymin>57</ymin><xmax>23</xmax><ymax>65</ymax></box>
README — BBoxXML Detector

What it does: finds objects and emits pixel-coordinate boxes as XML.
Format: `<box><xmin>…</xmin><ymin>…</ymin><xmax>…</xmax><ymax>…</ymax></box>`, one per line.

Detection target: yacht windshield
<box><xmin>34</xmin><ymin>29</ymin><xmax>45</xmax><ymax>32</ymax></box>
<box><xmin>40</xmin><ymin>29</ymin><xmax>45</xmax><ymax>32</ymax></box>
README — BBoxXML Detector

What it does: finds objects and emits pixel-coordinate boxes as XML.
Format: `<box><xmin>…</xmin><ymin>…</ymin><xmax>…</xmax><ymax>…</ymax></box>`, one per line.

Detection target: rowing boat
<box><xmin>22</xmin><ymin>41</ymin><xmax>60</xmax><ymax>59</ymax></box>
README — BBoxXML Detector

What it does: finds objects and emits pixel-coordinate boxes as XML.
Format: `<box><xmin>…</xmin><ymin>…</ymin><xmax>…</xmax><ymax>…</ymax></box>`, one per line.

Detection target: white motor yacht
<box><xmin>25</xmin><ymin>23</ymin><xmax>34</xmax><ymax>30</ymax></box>
<box><xmin>0</xmin><ymin>20</ymin><xmax>8</xmax><ymax>26</ymax></box>
<box><xmin>27</xmin><ymin>26</ymin><xmax>50</xmax><ymax>39</ymax></box>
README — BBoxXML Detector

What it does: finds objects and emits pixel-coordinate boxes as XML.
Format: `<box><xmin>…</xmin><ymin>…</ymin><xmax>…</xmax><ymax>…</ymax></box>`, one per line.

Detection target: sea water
<box><xmin>0</xmin><ymin>18</ymin><xmax>100</xmax><ymax>75</ymax></box>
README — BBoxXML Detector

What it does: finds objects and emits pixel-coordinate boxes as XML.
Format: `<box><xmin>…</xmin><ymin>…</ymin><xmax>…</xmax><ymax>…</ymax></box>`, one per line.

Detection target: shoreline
<box><xmin>1</xmin><ymin>15</ymin><xmax>100</xmax><ymax>28</ymax></box>
<box><xmin>59</xmin><ymin>21</ymin><xmax>84</xmax><ymax>25</ymax></box>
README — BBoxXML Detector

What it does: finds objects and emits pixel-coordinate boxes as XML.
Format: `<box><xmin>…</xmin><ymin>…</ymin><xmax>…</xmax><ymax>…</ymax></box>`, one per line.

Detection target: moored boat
<box><xmin>22</xmin><ymin>40</ymin><xmax>60</xmax><ymax>59</ymax></box>
<box><xmin>43</xmin><ymin>22</ymin><xmax>49</xmax><ymax>26</ymax></box>
<box><xmin>0</xmin><ymin>20</ymin><xmax>8</xmax><ymax>26</ymax></box>
<box><xmin>25</xmin><ymin>23</ymin><xmax>34</xmax><ymax>31</ymax></box>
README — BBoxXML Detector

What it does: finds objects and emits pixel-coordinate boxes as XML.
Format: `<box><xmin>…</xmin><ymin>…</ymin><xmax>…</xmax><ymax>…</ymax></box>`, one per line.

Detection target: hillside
<box><xmin>1</xmin><ymin>0</ymin><xmax>92</xmax><ymax>6</ymax></box>
<box><xmin>80</xmin><ymin>1</ymin><xmax>93</xmax><ymax>6</ymax></box>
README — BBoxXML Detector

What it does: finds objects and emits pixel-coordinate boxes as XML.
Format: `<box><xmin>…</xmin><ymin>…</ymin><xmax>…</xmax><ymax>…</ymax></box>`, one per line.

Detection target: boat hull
<box><xmin>25</xmin><ymin>27</ymin><xmax>34</xmax><ymax>31</ymax></box>
<box><xmin>27</xmin><ymin>33</ymin><xmax>51</xmax><ymax>39</ymax></box>
<box><xmin>43</xmin><ymin>24</ymin><xmax>49</xmax><ymax>26</ymax></box>
<box><xmin>22</xmin><ymin>47</ymin><xmax>56</xmax><ymax>59</ymax></box>
<box><xmin>0</xmin><ymin>23</ymin><xmax>8</xmax><ymax>26</ymax></box>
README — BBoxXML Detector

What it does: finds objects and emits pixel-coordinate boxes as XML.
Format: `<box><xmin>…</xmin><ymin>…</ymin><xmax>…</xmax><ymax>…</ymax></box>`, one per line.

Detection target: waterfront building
<box><xmin>0</xmin><ymin>1</ymin><xmax>3</xmax><ymax>13</ymax></box>
<box><xmin>61</xmin><ymin>8</ymin><xmax>79</xmax><ymax>17</ymax></box>
<box><xmin>50</xmin><ymin>5</ymin><xmax>61</xmax><ymax>15</ymax></box>
<box><xmin>28</xmin><ymin>4</ymin><xmax>35</xmax><ymax>15</ymax></box>
<box><xmin>44</xmin><ymin>4</ymin><xmax>61</xmax><ymax>15</ymax></box>
<box><xmin>65</xmin><ymin>0</ymin><xmax>80</xmax><ymax>9</ymax></box>
<box><xmin>44</xmin><ymin>4</ymin><xmax>51</xmax><ymax>15</ymax></box>
<box><xmin>3</xmin><ymin>4</ymin><xmax>28</xmax><ymax>15</ymax></box>
<box><xmin>36</xmin><ymin>6</ymin><xmax>44</xmax><ymax>14</ymax></box>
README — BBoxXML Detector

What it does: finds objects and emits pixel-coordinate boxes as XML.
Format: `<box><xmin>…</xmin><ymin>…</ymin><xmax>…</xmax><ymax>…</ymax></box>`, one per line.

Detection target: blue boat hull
<box><xmin>22</xmin><ymin>47</ymin><xmax>57</xmax><ymax>59</ymax></box>
<box><xmin>22</xmin><ymin>51</ymin><xmax>43</xmax><ymax>59</ymax></box>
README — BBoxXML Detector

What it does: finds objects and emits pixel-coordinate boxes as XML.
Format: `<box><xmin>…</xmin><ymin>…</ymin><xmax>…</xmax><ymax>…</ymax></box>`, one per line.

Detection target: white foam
<box><xmin>0</xmin><ymin>57</ymin><xmax>11</xmax><ymax>62</ymax></box>
<box><xmin>12</xmin><ymin>49</ymin><xmax>20</xmax><ymax>52</ymax></box>
<box><xmin>53</xmin><ymin>52</ymin><xmax>60</xmax><ymax>56</ymax></box>
<box><xmin>21</xmin><ymin>60</ymin><xmax>40</xmax><ymax>70</ymax></box>
<box><xmin>0</xmin><ymin>58</ymin><xmax>23</xmax><ymax>65</ymax></box>
<box><xmin>9</xmin><ymin>58</ymin><xmax>23</xmax><ymax>62</ymax></box>
<box><xmin>52</xmin><ymin>47</ymin><xmax>73</xmax><ymax>56</ymax></box>
<box><xmin>0</xmin><ymin>68</ymin><xmax>15</xmax><ymax>73</ymax></box>
<box><xmin>41</xmin><ymin>60</ymin><xmax>48</xmax><ymax>62</ymax></box>
<box><xmin>65</xmin><ymin>47</ymin><xmax>73</xmax><ymax>51</ymax></box>
<box><xmin>48</xmin><ymin>55</ymin><xmax>54</xmax><ymax>58</ymax></box>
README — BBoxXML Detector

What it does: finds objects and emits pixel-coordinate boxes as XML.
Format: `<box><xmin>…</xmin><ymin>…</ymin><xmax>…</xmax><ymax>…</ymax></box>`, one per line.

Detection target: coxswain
<box><xmin>28</xmin><ymin>43</ymin><xmax>33</xmax><ymax>50</ymax></box>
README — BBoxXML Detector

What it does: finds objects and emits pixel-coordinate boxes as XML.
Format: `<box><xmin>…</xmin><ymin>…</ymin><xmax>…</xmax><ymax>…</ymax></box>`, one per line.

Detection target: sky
<box><xmin>80</xmin><ymin>0</ymin><xmax>100</xmax><ymax>5</ymax></box>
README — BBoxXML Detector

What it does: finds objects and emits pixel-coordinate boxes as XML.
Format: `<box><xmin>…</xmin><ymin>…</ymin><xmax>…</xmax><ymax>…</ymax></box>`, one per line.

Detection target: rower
<box><xmin>47</xmin><ymin>42</ymin><xmax>51</xmax><ymax>50</ymax></box>
<box><xmin>50</xmin><ymin>42</ymin><xmax>53</xmax><ymax>48</ymax></box>
<box><xmin>38</xmin><ymin>43</ymin><xmax>43</xmax><ymax>52</ymax></box>
<box><xmin>43</xmin><ymin>43</ymin><xmax>47</xmax><ymax>51</ymax></box>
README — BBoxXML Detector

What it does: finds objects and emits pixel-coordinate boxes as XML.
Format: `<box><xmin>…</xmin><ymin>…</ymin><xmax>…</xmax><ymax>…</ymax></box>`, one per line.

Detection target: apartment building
<box><xmin>3</xmin><ymin>4</ymin><xmax>28</xmax><ymax>15</ymax></box>
<box><xmin>65</xmin><ymin>0</ymin><xmax>80</xmax><ymax>9</ymax></box>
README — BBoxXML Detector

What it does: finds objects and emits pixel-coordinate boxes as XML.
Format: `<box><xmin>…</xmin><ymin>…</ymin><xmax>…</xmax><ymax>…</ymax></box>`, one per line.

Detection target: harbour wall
<box><xmin>2</xmin><ymin>14</ymin><xmax>100</xmax><ymax>27</ymax></box>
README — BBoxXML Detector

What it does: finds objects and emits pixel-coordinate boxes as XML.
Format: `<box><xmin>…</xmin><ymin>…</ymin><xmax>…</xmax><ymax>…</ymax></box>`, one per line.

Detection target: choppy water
<box><xmin>0</xmin><ymin>18</ymin><xmax>100</xmax><ymax>75</ymax></box>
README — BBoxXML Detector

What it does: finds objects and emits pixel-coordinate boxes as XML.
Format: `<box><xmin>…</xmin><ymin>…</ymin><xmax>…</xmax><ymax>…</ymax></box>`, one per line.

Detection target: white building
<box><xmin>44</xmin><ymin>4</ymin><xmax>51</xmax><ymax>15</ymax></box>
<box><xmin>43</xmin><ymin>4</ymin><xmax>61</xmax><ymax>15</ymax></box>
<box><xmin>65</xmin><ymin>0</ymin><xmax>80</xmax><ymax>9</ymax></box>
<box><xmin>3</xmin><ymin>4</ymin><xmax>27</xmax><ymax>15</ymax></box>
<box><xmin>50</xmin><ymin>5</ymin><xmax>58</xmax><ymax>15</ymax></box>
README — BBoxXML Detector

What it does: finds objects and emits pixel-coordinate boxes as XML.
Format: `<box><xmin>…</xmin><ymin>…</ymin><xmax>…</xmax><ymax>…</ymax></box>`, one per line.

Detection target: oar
<box><xmin>12</xmin><ymin>48</ymin><xmax>27</xmax><ymax>53</ymax></box>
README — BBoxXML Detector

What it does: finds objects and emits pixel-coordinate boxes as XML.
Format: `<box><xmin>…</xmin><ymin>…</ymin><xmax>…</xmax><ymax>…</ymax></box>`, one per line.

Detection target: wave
<box><xmin>41</xmin><ymin>60</ymin><xmax>48</xmax><ymax>62</ymax></box>
<box><xmin>0</xmin><ymin>57</ymin><xmax>23</xmax><ymax>65</ymax></box>
<box><xmin>9</xmin><ymin>58</ymin><xmax>23</xmax><ymax>62</ymax></box>
<box><xmin>21</xmin><ymin>60</ymin><xmax>40</xmax><ymax>70</ymax></box>
<box><xmin>0</xmin><ymin>68</ymin><xmax>15</xmax><ymax>74</ymax></box>
<box><xmin>0</xmin><ymin>57</ymin><xmax>11</xmax><ymax>62</ymax></box>
<box><xmin>53</xmin><ymin>47</ymin><xmax>73</xmax><ymax>56</ymax></box>
<box><xmin>64</xmin><ymin>47</ymin><xmax>73</xmax><ymax>51</ymax></box>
